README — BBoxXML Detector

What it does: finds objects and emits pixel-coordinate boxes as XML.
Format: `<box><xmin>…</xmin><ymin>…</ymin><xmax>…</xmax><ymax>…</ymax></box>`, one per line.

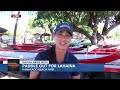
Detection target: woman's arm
<box><xmin>29</xmin><ymin>52</ymin><xmax>42</xmax><ymax>79</ymax></box>
<box><xmin>29</xmin><ymin>72</ymin><xmax>40</xmax><ymax>79</ymax></box>
<box><xmin>72</xmin><ymin>74</ymin><xmax>80</xmax><ymax>79</ymax></box>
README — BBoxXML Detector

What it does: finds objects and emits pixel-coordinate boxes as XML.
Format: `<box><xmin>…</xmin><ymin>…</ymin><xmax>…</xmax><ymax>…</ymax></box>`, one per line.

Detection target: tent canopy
<box><xmin>0</xmin><ymin>27</ymin><xmax>8</xmax><ymax>33</ymax></box>
<box><xmin>41</xmin><ymin>33</ymin><xmax>51</xmax><ymax>36</ymax></box>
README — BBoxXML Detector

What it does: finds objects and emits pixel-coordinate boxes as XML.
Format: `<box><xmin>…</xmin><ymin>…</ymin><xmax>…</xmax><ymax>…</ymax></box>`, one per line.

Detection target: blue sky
<box><xmin>0</xmin><ymin>11</ymin><xmax>37</xmax><ymax>32</ymax></box>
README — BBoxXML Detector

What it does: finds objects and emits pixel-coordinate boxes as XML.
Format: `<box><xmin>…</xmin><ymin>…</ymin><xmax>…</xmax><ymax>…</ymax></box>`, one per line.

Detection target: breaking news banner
<box><xmin>0</xmin><ymin>59</ymin><xmax>106</xmax><ymax>72</ymax></box>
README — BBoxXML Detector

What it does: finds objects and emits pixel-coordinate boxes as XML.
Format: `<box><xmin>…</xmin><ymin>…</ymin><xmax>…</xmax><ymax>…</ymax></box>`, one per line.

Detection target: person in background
<box><xmin>29</xmin><ymin>23</ymin><xmax>80</xmax><ymax>79</ymax></box>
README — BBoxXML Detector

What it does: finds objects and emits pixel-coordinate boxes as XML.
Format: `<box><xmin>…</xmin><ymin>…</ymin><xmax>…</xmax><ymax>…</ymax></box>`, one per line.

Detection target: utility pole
<box><xmin>13</xmin><ymin>11</ymin><xmax>20</xmax><ymax>45</ymax></box>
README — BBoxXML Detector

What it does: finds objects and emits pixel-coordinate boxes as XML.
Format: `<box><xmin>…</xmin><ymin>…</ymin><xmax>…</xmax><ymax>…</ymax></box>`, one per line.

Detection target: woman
<box><xmin>29</xmin><ymin>23</ymin><xmax>80</xmax><ymax>79</ymax></box>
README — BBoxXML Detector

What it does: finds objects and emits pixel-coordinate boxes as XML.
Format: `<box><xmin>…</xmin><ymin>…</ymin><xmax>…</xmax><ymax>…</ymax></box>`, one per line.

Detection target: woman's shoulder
<box><xmin>35</xmin><ymin>46</ymin><xmax>55</xmax><ymax>60</ymax></box>
<box><xmin>38</xmin><ymin>46</ymin><xmax>54</xmax><ymax>54</ymax></box>
<box><xmin>35</xmin><ymin>50</ymin><xmax>48</xmax><ymax>60</ymax></box>
<box><xmin>68</xmin><ymin>52</ymin><xmax>76</xmax><ymax>58</ymax></box>
<box><xmin>67</xmin><ymin>52</ymin><xmax>78</xmax><ymax>63</ymax></box>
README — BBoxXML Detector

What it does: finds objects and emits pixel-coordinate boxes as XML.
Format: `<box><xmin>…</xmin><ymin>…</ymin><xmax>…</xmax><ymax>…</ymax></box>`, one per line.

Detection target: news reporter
<box><xmin>29</xmin><ymin>23</ymin><xmax>80</xmax><ymax>79</ymax></box>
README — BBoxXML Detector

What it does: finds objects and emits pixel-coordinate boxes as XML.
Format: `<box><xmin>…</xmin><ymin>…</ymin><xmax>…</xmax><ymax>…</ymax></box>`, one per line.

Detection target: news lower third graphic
<box><xmin>19</xmin><ymin>60</ymin><xmax>104</xmax><ymax>72</ymax></box>
<box><xmin>0</xmin><ymin>59</ymin><xmax>107</xmax><ymax>72</ymax></box>
<box><xmin>8</xmin><ymin>59</ymin><xmax>20</xmax><ymax>71</ymax></box>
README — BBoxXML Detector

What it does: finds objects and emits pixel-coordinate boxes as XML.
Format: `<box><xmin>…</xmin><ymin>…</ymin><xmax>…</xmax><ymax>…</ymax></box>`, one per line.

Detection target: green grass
<box><xmin>83</xmin><ymin>41</ymin><xmax>91</xmax><ymax>45</ymax></box>
<box><xmin>44</xmin><ymin>40</ymin><xmax>91</xmax><ymax>45</ymax></box>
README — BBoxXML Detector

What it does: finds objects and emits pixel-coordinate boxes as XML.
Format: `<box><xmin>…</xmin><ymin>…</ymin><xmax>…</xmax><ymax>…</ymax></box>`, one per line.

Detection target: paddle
<box><xmin>87</xmin><ymin>45</ymin><xmax>99</xmax><ymax>52</ymax></box>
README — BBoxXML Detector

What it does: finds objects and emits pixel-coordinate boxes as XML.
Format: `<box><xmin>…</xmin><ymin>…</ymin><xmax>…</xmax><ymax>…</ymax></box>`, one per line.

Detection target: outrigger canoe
<box><xmin>0</xmin><ymin>45</ymin><xmax>120</xmax><ymax>73</ymax></box>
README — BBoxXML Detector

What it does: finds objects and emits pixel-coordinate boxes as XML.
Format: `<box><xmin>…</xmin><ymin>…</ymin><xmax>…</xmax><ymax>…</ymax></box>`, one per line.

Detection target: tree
<box><xmin>32</xmin><ymin>11</ymin><xmax>120</xmax><ymax>45</ymax></box>
<box><xmin>28</xmin><ymin>18</ymin><xmax>35</xmax><ymax>29</ymax></box>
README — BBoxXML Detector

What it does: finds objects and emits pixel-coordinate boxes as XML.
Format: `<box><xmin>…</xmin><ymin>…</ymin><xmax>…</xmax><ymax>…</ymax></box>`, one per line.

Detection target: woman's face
<box><xmin>54</xmin><ymin>30</ymin><xmax>72</xmax><ymax>50</ymax></box>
